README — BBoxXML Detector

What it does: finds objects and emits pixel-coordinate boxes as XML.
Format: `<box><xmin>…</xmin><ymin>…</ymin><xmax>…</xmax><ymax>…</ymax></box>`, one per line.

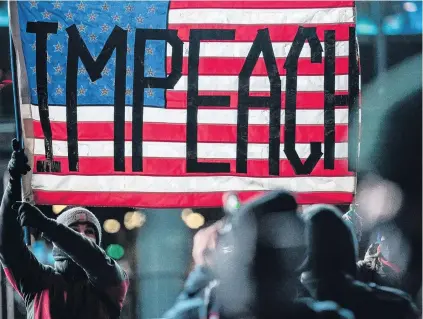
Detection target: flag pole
<box><xmin>9</xmin><ymin>29</ymin><xmax>31</xmax><ymax>246</ymax></box>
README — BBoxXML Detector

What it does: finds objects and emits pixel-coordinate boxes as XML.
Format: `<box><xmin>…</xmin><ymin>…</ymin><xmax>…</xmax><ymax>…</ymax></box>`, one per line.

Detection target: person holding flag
<box><xmin>0</xmin><ymin>139</ymin><xmax>129</xmax><ymax>318</ymax></box>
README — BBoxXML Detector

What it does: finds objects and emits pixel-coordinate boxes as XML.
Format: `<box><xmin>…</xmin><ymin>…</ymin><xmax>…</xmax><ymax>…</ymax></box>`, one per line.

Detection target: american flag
<box><xmin>10</xmin><ymin>1</ymin><xmax>360</xmax><ymax>208</ymax></box>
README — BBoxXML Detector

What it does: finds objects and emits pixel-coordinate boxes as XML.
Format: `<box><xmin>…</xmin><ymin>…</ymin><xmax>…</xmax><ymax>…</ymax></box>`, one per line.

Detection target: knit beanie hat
<box><xmin>56</xmin><ymin>207</ymin><xmax>102</xmax><ymax>245</ymax></box>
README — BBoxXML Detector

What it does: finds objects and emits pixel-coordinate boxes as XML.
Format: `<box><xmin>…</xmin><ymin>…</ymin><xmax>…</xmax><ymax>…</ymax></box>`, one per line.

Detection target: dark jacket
<box><xmin>163</xmin><ymin>266</ymin><xmax>355</xmax><ymax>319</ymax></box>
<box><xmin>300</xmin><ymin>205</ymin><xmax>419</xmax><ymax>319</ymax></box>
<box><xmin>163</xmin><ymin>265</ymin><xmax>219</xmax><ymax>319</ymax></box>
<box><xmin>0</xmin><ymin>179</ymin><xmax>129</xmax><ymax>319</ymax></box>
<box><xmin>302</xmin><ymin>273</ymin><xmax>419</xmax><ymax>319</ymax></box>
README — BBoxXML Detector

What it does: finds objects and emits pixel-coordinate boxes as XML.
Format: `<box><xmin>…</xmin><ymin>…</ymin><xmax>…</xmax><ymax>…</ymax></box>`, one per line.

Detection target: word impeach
<box><xmin>29</xmin><ymin>22</ymin><xmax>359</xmax><ymax>176</ymax></box>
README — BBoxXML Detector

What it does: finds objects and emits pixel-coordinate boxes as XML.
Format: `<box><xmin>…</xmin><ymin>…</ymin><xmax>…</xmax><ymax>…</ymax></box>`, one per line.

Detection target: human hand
<box><xmin>192</xmin><ymin>220</ymin><xmax>223</xmax><ymax>267</ymax></box>
<box><xmin>7</xmin><ymin>139</ymin><xmax>30</xmax><ymax>180</ymax></box>
<box><xmin>12</xmin><ymin>201</ymin><xmax>54</xmax><ymax>232</ymax></box>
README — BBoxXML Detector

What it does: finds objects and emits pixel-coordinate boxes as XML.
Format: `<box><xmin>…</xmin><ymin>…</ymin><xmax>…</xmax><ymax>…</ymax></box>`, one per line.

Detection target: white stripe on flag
<box><xmin>168</xmin><ymin>7</ymin><xmax>355</xmax><ymax>24</ymax></box>
<box><xmin>31</xmin><ymin>174</ymin><xmax>356</xmax><ymax>193</ymax></box>
<box><xmin>171</xmin><ymin>75</ymin><xmax>349</xmax><ymax>91</ymax></box>
<box><xmin>167</xmin><ymin>41</ymin><xmax>349</xmax><ymax>58</ymax></box>
<box><xmin>31</xmin><ymin>139</ymin><xmax>349</xmax><ymax>159</ymax></box>
<box><xmin>26</xmin><ymin>105</ymin><xmax>352</xmax><ymax>125</ymax></box>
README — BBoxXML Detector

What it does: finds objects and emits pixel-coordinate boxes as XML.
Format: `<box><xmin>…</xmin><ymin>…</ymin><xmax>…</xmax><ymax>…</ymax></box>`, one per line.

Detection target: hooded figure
<box><xmin>300</xmin><ymin>204</ymin><xmax>419</xmax><ymax>319</ymax></box>
<box><xmin>0</xmin><ymin>140</ymin><xmax>129</xmax><ymax>319</ymax></box>
<box><xmin>214</xmin><ymin>190</ymin><xmax>354</xmax><ymax>319</ymax></box>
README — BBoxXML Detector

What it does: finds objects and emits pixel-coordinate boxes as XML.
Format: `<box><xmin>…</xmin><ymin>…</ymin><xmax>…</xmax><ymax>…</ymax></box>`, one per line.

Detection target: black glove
<box><xmin>8</xmin><ymin>139</ymin><xmax>31</xmax><ymax>180</ymax></box>
<box><xmin>12</xmin><ymin>201</ymin><xmax>55</xmax><ymax>232</ymax></box>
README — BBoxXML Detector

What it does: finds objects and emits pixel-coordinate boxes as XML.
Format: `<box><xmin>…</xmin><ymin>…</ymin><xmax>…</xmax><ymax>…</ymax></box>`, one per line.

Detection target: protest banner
<box><xmin>9</xmin><ymin>1</ymin><xmax>360</xmax><ymax>208</ymax></box>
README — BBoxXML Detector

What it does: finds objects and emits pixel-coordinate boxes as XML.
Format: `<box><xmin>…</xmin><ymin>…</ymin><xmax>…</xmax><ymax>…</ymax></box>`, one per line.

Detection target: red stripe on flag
<box><xmin>166</xmin><ymin>91</ymin><xmax>349</xmax><ymax>109</ymax></box>
<box><xmin>32</xmin><ymin>190</ymin><xmax>354</xmax><ymax>208</ymax></box>
<box><xmin>26</xmin><ymin>120</ymin><xmax>349</xmax><ymax>143</ymax></box>
<box><xmin>169</xmin><ymin>24</ymin><xmax>353</xmax><ymax>42</ymax></box>
<box><xmin>167</xmin><ymin>57</ymin><xmax>349</xmax><ymax>76</ymax></box>
<box><xmin>169</xmin><ymin>1</ymin><xmax>354</xmax><ymax>9</ymax></box>
<box><xmin>32</xmin><ymin>157</ymin><xmax>354</xmax><ymax>177</ymax></box>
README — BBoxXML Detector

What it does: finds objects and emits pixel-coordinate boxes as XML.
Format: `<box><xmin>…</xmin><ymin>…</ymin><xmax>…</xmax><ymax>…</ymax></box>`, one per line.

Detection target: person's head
<box><xmin>215</xmin><ymin>190</ymin><xmax>304</xmax><ymax>318</ymax></box>
<box><xmin>51</xmin><ymin>207</ymin><xmax>102</xmax><ymax>280</ymax></box>
<box><xmin>56</xmin><ymin>207</ymin><xmax>102</xmax><ymax>245</ymax></box>
<box><xmin>300</xmin><ymin>205</ymin><xmax>358</xmax><ymax>286</ymax></box>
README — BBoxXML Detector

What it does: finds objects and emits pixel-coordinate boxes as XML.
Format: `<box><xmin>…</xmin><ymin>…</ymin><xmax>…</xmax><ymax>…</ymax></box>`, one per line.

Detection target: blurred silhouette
<box><xmin>300</xmin><ymin>205</ymin><xmax>419</xmax><ymax>319</ymax></box>
<box><xmin>162</xmin><ymin>221</ymin><xmax>222</xmax><ymax>319</ymax></box>
<box><xmin>214</xmin><ymin>190</ymin><xmax>354</xmax><ymax>319</ymax></box>
<box><xmin>356</xmin><ymin>54</ymin><xmax>422</xmax><ymax>303</ymax></box>
<box><xmin>357</xmin><ymin>234</ymin><xmax>402</xmax><ymax>289</ymax></box>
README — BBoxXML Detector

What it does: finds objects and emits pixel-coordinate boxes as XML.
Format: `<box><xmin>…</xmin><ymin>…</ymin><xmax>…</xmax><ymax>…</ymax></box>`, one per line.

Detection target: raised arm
<box><xmin>14</xmin><ymin>202</ymin><xmax>129</xmax><ymax>310</ymax></box>
<box><xmin>0</xmin><ymin>140</ymin><xmax>52</xmax><ymax>300</ymax></box>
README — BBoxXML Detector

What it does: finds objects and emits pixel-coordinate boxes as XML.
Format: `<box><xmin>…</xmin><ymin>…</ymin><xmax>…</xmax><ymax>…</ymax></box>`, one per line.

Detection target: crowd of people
<box><xmin>0</xmin><ymin>55</ymin><xmax>421</xmax><ymax>319</ymax></box>
<box><xmin>163</xmin><ymin>55</ymin><xmax>423</xmax><ymax>319</ymax></box>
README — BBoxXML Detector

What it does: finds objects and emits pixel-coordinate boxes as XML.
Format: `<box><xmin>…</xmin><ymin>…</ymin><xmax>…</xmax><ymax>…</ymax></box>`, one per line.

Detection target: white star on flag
<box><xmin>146</xmin><ymin>67</ymin><xmax>155</xmax><ymax>77</ymax></box>
<box><xmin>31</xmin><ymin>41</ymin><xmax>36</xmax><ymax>51</ymax></box>
<box><xmin>125</xmin><ymin>24</ymin><xmax>132</xmax><ymax>33</ymax></box>
<box><xmin>53</xmin><ymin>1</ymin><xmax>63</xmax><ymax>10</ymax></box>
<box><xmin>78</xmin><ymin>86</ymin><xmax>87</xmax><ymax>96</ymax></box>
<box><xmin>55</xmin><ymin>85</ymin><xmax>64</xmax><ymax>96</ymax></box>
<box><xmin>100</xmin><ymin>87</ymin><xmax>109</xmax><ymax>96</ymax></box>
<box><xmin>57</xmin><ymin>22</ymin><xmax>63</xmax><ymax>31</ymax></box>
<box><xmin>125</xmin><ymin>4</ymin><xmax>134</xmax><ymax>13</ymax></box>
<box><xmin>47</xmin><ymin>53</ymin><xmax>52</xmax><ymax>63</ymax></box>
<box><xmin>136</xmin><ymin>15</ymin><xmax>144</xmax><ymax>24</ymax></box>
<box><xmin>77</xmin><ymin>23</ymin><xmax>87</xmax><ymax>33</ymax></box>
<box><xmin>29</xmin><ymin>1</ymin><xmax>38</xmax><ymax>9</ymax></box>
<box><xmin>146</xmin><ymin>47</ymin><xmax>154</xmax><ymax>55</ymax></box>
<box><xmin>102</xmin><ymin>67</ymin><xmax>111</xmax><ymax>76</ymax></box>
<box><xmin>89</xmin><ymin>33</ymin><xmax>97</xmax><ymax>42</ymax></box>
<box><xmin>125</xmin><ymin>88</ymin><xmax>132</xmax><ymax>96</ymax></box>
<box><xmin>53</xmin><ymin>41</ymin><xmax>63</xmax><ymax>53</ymax></box>
<box><xmin>31</xmin><ymin>66</ymin><xmax>36</xmax><ymax>74</ymax></box>
<box><xmin>148</xmin><ymin>5</ymin><xmax>156</xmax><ymax>14</ymax></box>
<box><xmin>126</xmin><ymin>67</ymin><xmax>132</xmax><ymax>76</ymax></box>
<box><xmin>78</xmin><ymin>67</ymin><xmax>87</xmax><ymax>75</ymax></box>
<box><xmin>101</xmin><ymin>2</ymin><xmax>110</xmax><ymax>11</ymax></box>
<box><xmin>65</xmin><ymin>10</ymin><xmax>74</xmax><ymax>21</ymax></box>
<box><xmin>87</xmin><ymin>11</ymin><xmax>98</xmax><ymax>22</ymax></box>
<box><xmin>54</xmin><ymin>63</ymin><xmax>63</xmax><ymax>74</ymax></box>
<box><xmin>42</xmin><ymin>10</ymin><xmax>52</xmax><ymax>20</ymax></box>
<box><xmin>76</xmin><ymin>1</ymin><xmax>86</xmax><ymax>11</ymax></box>
<box><xmin>112</xmin><ymin>13</ymin><xmax>121</xmax><ymax>23</ymax></box>
<box><xmin>47</xmin><ymin>73</ymin><xmax>52</xmax><ymax>84</ymax></box>
<box><xmin>146</xmin><ymin>88</ymin><xmax>154</xmax><ymax>97</ymax></box>
<box><xmin>100</xmin><ymin>24</ymin><xmax>109</xmax><ymax>33</ymax></box>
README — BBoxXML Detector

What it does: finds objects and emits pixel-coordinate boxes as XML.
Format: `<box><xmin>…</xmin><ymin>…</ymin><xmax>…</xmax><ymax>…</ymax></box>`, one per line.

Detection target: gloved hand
<box><xmin>8</xmin><ymin>139</ymin><xmax>31</xmax><ymax>180</ymax></box>
<box><xmin>12</xmin><ymin>201</ymin><xmax>55</xmax><ymax>233</ymax></box>
<box><xmin>364</xmin><ymin>242</ymin><xmax>380</xmax><ymax>260</ymax></box>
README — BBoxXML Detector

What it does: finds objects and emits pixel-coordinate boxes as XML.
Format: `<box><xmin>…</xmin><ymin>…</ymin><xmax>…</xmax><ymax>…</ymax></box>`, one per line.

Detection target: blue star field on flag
<box><xmin>17</xmin><ymin>0</ymin><xmax>170</xmax><ymax>107</ymax></box>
